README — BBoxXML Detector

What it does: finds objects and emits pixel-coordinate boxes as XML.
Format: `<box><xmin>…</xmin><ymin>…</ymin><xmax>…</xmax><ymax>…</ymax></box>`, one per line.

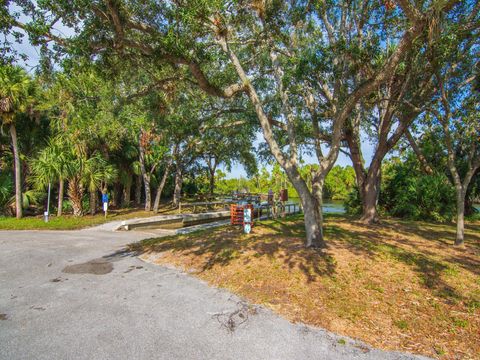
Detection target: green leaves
<box><xmin>0</xmin><ymin>64</ymin><xmax>37</xmax><ymax>125</ymax></box>
<box><xmin>380</xmin><ymin>160</ymin><xmax>456</xmax><ymax>222</ymax></box>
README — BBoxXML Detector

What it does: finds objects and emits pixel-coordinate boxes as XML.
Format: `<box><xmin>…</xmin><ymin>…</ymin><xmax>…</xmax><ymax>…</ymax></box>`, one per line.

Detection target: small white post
<box><xmin>44</xmin><ymin>182</ymin><xmax>51</xmax><ymax>222</ymax></box>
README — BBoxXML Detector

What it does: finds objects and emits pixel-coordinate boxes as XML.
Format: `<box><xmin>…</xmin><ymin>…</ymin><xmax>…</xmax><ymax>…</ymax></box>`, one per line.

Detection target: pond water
<box><xmin>288</xmin><ymin>198</ymin><xmax>345</xmax><ymax>214</ymax></box>
<box><xmin>323</xmin><ymin>201</ymin><xmax>346</xmax><ymax>214</ymax></box>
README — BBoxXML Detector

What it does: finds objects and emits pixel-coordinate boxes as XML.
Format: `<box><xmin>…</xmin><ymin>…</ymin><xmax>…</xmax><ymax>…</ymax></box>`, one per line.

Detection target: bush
<box><xmin>0</xmin><ymin>173</ymin><xmax>13</xmax><ymax>213</ymax></box>
<box><xmin>381</xmin><ymin>163</ymin><xmax>455</xmax><ymax>222</ymax></box>
<box><xmin>344</xmin><ymin>186</ymin><xmax>362</xmax><ymax>215</ymax></box>
<box><xmin>344</xmin><ymin>161</ymin><xmax>456</xmax><ymax>222</ymax></box>
<box><xmin>62</xmin><ymin>199</ymin><xmax>73</xmax><ymax>213</ymax></box>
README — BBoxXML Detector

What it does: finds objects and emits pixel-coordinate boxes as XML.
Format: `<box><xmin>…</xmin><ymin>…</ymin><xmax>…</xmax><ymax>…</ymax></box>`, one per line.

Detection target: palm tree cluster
<box><xmin>0</xmin><ymin>63</ymin><xmax>255</xmax><ymax>218</ymax></box>
<box><xmin>0</xmin><ymin>65</ymin><xmax>37</xmax><ymax>218</ymax></box>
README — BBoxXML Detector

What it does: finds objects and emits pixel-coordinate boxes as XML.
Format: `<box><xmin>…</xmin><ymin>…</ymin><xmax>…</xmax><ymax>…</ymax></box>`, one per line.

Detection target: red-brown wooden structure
<box><xmin>230</xmin><ymin>204</ymin><xmax>255</xmax><ymax>227</ymax></box>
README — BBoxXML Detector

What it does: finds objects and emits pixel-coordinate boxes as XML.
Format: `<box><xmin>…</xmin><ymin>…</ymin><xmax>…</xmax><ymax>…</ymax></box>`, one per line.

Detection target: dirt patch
<box><xmin>62</xmin><ymin>259</ymin><xmax>113</xmax><ymax>275</ymax></box>
<box><xmin>0</xmin><ymin>313</ymin><xmax>7</xmax><ymax>320</ymax></box>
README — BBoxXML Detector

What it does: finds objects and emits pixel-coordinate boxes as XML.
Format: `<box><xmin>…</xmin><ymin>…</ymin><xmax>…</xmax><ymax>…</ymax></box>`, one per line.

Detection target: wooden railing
<box><xmin>178</xmin><ymin>200</ymin><xmax>233</xmax><ymax>214</ymax></box>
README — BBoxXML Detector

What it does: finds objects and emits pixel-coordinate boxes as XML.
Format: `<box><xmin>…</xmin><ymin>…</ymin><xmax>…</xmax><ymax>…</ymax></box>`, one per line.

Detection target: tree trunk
<box><xmin>311</xmin><ymin>177</ymin><xmax>325</xmax><ymax>242</ymax></box>
<box><xmin>292</xmin><ymin>174</ymin><xmax>326</xmax><ymax>248</ymax></box>
<box><xmin>173</xmin><ymin>167</ymin><xmax>183</xmax><ymax>208</ymax></box>
<box><xmin>10</xmin><ymin>124</ymin><xmax>22</xmax><ymax>219</ymax></box>
<box><xmin>344</xmin><ymin>128</ymin><xmax>367</xmax><ymax>207</ymax></box>
<box><xmin>300</xmin><ymin>191</ymin><xmax>326</xmax><ymax>248</ymax></box>
<box><xmin>57</xmin><ymin>177</ymin><xmax>64</xmax><ymax>216</ymax></box>
<box><xmin>122</xmin><ymin>175</ymin><xmax>132</xmax><ymax>207</ymax></box>
<box><xmin>143</xmin><ymin>174</ymin><xmax>151</xmax><ymax>211</ymax></box>
<box><xmin>68</xmin><ymin>176</ymin><xmax>84</xmax><ymax>217</ymax></box>
<box><xmin>206</xmin><ymin>156</ymin><xmax>217</xmax><ymax>197</ymax></box>
<box><xmin>360</xmin><ymin>165</ymin><xmax>381</xmax><ymax>224</ymax></box>
<box><xmin>405</xmin><ymin>129</ymin><xmax>434</xmax><ymax>175</ymax></box>
<box><xmin>153</xmin><ymin>164</ymin><xmax>172</xmax><ymax>213</ymax></box>
<box><xmin>455</xmin><ymin>188</ymin><xmax>466</xmax><ymax>246</ymax></box>
<box><xmin>112</xmin><ymin>182</ymin><xmax>122</xmax><ymax>208</ymax></box>
<box><xmin>209</xmin><ymin>168</ymin><xmax>216</xmax><ymax>196</ymax></box>
<box><xmin>135</xmin><ymin>174</ymin><xmax>142</xmax><ymax>206</ymax></box>
<box><xmin>89</xmin><ymin>189</ymin><xmax>97</xmax><ymax>215</ymax></box>
<box><xmin>139</xmin><ymin>134</ymin><xmax>151</xmax><ymax>211</ymax></box>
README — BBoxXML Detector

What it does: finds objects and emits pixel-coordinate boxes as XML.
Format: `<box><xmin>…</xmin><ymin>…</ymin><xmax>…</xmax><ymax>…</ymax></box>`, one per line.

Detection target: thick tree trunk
<box><xmin>135</xmin><ymin>174</ymin><xmax>142</xmax><ymax>206</ymax></box>
<box><xmin>299</xmin><ymin>191</ymin><xmax>326</xmax><ymax>248</ymax></box>
<box><xmin>361</xmin><ymin>183</ymin><xmax>379</xmax><ymax>223</ymax></box>
<box><xmin>122</xmin><ymin>175</ymin><xmax>132</xmax><ymax>207</ymax></box>
<box><xmin>292</xmin><ymin>174</ymin><xmax>326</xmax><ymax>248</ymax></box>
<box><xmin>311</xmin><ymin>178</ymin><xmax>325</xmax><ymax>242</ymax></box>
<box><xmin>57</xmin><ymin>178</ymin><xmax>64</xmax><ymax>216</ymax></box>
<box><xmin>173</xmin><ymin>167</ymin><xmax>183</xmax><ymax>208</ymax></box>
<box><xmin>68</xmin><ymin>177</ymin><xmax>84</xmax><ymax>217</ymax></box>
<box><xmin>153</xmin><ymin>164</ymin><xmax>172</xmax><ymax>213</ymax></box>
<box><xmin>455</xmin><ymin>188</ymin><xmax>466</xmax><ymax>247</ymax></box>
<box><xmin>10</xmin><ymin>124</ymin><xmax>22</xmax><ymax>219</ymax></box>
<box><xmin>89</xmin><ymin>189</ymin><xmax>97</xmax><ymax>215</ymax></box>
<box><xmin>360</xmin><ymin>166</ymin><xmax>381</xmax><ymax>224</ymax></box>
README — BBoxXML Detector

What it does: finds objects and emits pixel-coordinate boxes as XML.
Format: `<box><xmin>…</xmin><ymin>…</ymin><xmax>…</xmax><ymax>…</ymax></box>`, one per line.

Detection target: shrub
<box><xmin>344</xmin><ymin>186</ymin><xmax>362</xmax><ymax>215</ymax></box>
<box><xmin>380</xmin><ymin>163</ymin><xmax>455</xmax><ymax>222</ymax></box>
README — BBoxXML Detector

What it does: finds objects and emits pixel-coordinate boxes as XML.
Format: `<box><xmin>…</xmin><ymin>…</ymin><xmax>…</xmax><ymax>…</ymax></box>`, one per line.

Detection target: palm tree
<box><xmin>68</xmin><ymin>173</ymin><xmax>85</xmax><ymax>217</ymax></box>
<box><xmin>0</xmin><ymin>65</ymin><xmax>36</xmax><ymax>218</ymax></box>
<box><xmin>29</xmin><ymin>138</ymin><xmax>71</xmax><ymax>216</ymax></box>
<box><xmin>83</xmin><ymin>153</ymin><xmax>117</xmax><ymax>215</ymax></box>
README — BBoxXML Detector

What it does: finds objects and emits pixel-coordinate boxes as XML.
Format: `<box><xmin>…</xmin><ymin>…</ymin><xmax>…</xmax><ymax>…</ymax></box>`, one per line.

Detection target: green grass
<box><xmin>0</xmin><ymin>215</ymin><xmax>111</xmax><ymax>230</ymax></box>
<box><xmin>394</xmin><ymin>319</ymin><xmax>409</xmax><ymax>330</ymax></box>
<box><xmin>0</xmin><ymin>202</ymin><xmax>216</xmax><ymax>231</ymax></box>
<box><xmin>0</xmin><ymin>208</ymin><xmax>156</xmax><ymax>230</ymax></box>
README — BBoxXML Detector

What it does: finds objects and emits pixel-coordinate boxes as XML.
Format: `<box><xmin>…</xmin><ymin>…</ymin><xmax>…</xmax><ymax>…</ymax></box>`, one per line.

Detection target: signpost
<box><xmin>243</xmin><ymin>207</ymin><xmax>252</xmax><ymax>234</ymax></box>
<box><xmin>102</xmin><ymin>192</ymin><xmax>109</xmax><ymax>218</ymax></box>
<box><xmin>230</xmin><ymin>204</ymin><xmax>254</xmax><ymax>233</ymax></box>
<box><xmin>44</xmin><ymin>182</ymin><xmax>51</xmax><ymax>223</ymax></box>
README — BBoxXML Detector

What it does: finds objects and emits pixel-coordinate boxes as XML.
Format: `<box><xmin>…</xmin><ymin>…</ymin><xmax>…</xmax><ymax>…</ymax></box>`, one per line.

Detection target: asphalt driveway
<box><xmin>0</xmin><ymin>229</ymin><xmax>429</xmax><ymax>360</ymax></box>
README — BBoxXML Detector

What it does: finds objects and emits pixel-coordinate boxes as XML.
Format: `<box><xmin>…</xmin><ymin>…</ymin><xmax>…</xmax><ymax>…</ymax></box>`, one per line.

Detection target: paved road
<box><xmin>0</xmin><ymin>229</ymin><xmax>429</xmax><ymax>360</ymax></box>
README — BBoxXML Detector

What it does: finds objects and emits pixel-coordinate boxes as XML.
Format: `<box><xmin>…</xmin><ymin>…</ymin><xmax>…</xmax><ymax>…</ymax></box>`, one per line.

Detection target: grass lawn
<box><xmin>133</xmin><ymin>214</ymin><xmax>480</xmax><ymax>359</ymax></box>
<box><xmin>0</xmin><ymin>204</ymin><xmax>182</xmax><ymax>230</ymax></box>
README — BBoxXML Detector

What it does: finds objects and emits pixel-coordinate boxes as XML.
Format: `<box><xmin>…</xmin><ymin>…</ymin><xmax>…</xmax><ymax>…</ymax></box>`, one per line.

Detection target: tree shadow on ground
<box><xmin>327</xmin><ymin>218</ymin><xmax>478</xmax><ymax>302</ymax></box>
<box><xmin>380</xmin><ymin>219</ymin><xmax>480</xmax><ymax>248</ymax></box>
<box><xmin>133</xmin><ymin>219</ymin><xmax>336</xmax><ymax>283</ymax></box>
<box><xmin>375</xmin><ymin>219</ymin><xmax>480</xmax><ymax>276</ymax></box>
<box><xmin>132</xmin><ymin>215</ymin><xmax>479</xmax><ymax>303</ymax></box>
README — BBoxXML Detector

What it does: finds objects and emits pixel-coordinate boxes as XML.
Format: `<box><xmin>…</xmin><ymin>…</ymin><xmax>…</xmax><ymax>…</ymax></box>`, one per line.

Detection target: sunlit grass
<box><xmin>0</xmin><ymin>207</ymin><xmax>170</xmax><ymax>230</ymax></box>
